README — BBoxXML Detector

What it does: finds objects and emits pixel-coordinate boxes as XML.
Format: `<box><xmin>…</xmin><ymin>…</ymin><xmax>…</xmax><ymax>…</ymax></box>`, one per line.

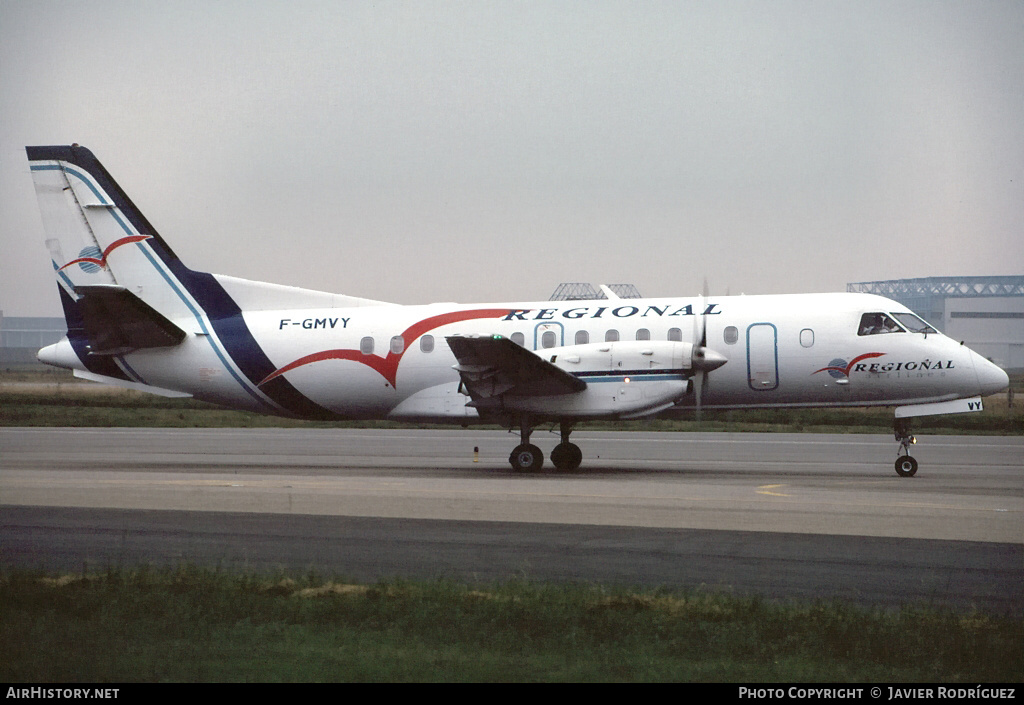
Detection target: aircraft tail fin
<box><xmin>27</xmin><ymin>145</ymin><xmax>392</xmax><ymax>321</ymax></box>
<box><xmin>26</xmin><ymin>145</ymin><xmax>380</xmax><ymax>419</ymax></box>
<box><xmin>26</xmin><ymin>144</ymin><xmax>196</xmax><ymax>322</ymax></box>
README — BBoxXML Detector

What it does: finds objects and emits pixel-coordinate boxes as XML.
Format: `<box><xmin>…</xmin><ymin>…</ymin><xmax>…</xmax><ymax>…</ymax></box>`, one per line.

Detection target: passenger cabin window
<box><xmin>667</xmin><ymin>327</ymin><xmax>682</xmax><ymax>342</ymax></box>
<box><xmin>800</xmin><ymin>328</ymin><xmax>814</xmax><ymax>348</ymax></box>
<box><xmin>891</xmin><ymin>312</ymin><xmax>937</xmax><ymax>334</ymax></box>
<box><xmin>510</xmin><ymin>332</ymin><xmax>525</xmax><ymax>347</ymax></box>
<box><xmin>360</xmin><ymin>336</ymin><xmax>374</xmax><ymax>354</ymax></box>
<box><xmin>724</xmin><ymin>326</ymin><xmax>739</xmax><ymax>344</ymax></box>
<box><xmin>858</xmin><ymin>313</ymin><xmax>903</xmax><ymax>336</ymax></box>
<box><xmin>605</xmin><ymin>329</ymin><xmax>620</xmax><ymax>342</ymax></box>
<box><xmin>390</xmin><ymin>336</ymin><xmax>405</xmax><ymax>354</ymax></box>
<box><xmin>636</xmin><ymin>328</ymin><xmax>650</xmax><ymax>341</ymax></box>
<box><xmin>420</xmin><ymin>334</ymin><xmax>434</xmax><ymax>353</ymax></box>
<box><xmin>575</xmin><ymin>330</ymin><xmax>589</xmax><ymax>345</ymax></box>
<box><xmin>541</xmin><ymin>330</ymin><xmax>557</xmax><ymax>349</ymax></box>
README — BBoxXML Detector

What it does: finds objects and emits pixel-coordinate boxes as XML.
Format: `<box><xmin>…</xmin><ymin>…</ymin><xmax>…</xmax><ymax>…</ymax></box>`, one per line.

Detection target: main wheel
<box><xmin>895</xmin><ymin>455</ymin><xmax>918</xmax><ymax>477</ymax></box>
<box><xmin>550</xmin><ymin>442</ymin><xmax>583</xmax><ymax>471</ymax></box>
<box><xmin>509</xmin><ymin>444</ymin><xmax>544</xmax><ymax>472</ymax></box>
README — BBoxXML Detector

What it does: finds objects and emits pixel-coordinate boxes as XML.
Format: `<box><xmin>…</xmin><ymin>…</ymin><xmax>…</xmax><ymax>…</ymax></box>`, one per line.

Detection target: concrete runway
<box><xmin>1</xmin><ymin>428</ymin><xmax>1021</xmax><ymax>613</ymax></box>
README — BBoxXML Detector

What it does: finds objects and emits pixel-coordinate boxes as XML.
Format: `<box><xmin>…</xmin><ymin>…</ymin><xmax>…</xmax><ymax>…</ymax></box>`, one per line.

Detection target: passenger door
<box><xmin>746</xmin><ymin>322</ymin><xmax>779</xmax><ymax>391</ymax></box>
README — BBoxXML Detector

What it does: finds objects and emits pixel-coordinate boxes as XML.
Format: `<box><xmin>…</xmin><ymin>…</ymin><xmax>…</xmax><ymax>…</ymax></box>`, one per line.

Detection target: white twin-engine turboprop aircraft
<box><xmin>27</xmin><ymin>145</ymin><xmax>1009</xmax><ymax>475</ymax></box>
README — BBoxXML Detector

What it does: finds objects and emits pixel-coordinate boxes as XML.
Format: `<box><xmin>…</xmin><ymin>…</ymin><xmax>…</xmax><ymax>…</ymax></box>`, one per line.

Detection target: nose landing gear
<box><xmin>894</xmin><ymin>418</ymin><xmax>918</xmax><ymax>477</ymax></box>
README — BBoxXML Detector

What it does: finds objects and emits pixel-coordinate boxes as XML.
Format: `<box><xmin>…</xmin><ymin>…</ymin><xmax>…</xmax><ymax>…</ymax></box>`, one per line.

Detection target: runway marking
<box><xmin>14</xmin><ymin>475</ymin><xmax>1014</xmax><ymax>515</ymax></box>
<box><xmin>18</xmin><ymin>427</ymin><xmax>1019</xmax><ymax>453</ymax></box>
<box><xmin>757</xmin><ymin>484</ymin><xmax>791</xmax><ymax>497</ymax></box>
<box><xmin>3</xmin><ymin>470</ymin><xmax>1020</xmax><ymax>515</ymax></box>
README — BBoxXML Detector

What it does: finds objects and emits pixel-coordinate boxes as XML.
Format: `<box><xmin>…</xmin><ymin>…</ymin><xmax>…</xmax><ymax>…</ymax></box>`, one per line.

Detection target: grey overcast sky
<box><xmin>1</xmin><ymin>0</ymin><xmax>1022</xmax><ymax>316</ymax></box>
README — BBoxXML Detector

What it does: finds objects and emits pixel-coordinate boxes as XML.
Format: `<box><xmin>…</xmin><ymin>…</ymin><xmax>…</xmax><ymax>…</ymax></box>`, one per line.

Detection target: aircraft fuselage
<box><xmin>42</xmin><ymin>291</ymin><xmax>1001</xmax><ymax>422</ymax></box>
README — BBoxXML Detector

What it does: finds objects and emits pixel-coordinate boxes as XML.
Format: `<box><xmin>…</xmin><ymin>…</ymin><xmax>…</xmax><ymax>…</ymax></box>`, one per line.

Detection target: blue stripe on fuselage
<box><xmin>574</xmin><ymin>369</ymin><xmax>689</xmax><ymax>383</ymax></box>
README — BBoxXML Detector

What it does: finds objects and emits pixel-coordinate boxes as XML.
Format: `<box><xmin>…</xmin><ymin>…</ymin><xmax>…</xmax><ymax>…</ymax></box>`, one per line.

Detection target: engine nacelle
<box><xmin>500</xmin><ymin>340</ymin><xmax>692</xmax><ymax>418</ymax></box>
<box><xmin>542</xmin><ymin>339</ymin><xmax>693</xmax><ymax>375</ymax></box>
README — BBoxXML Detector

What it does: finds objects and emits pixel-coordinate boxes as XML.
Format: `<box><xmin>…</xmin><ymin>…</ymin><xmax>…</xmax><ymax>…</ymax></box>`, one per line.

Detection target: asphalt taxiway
<box><xmin>1</xmin><ymin>428</ymin><xmax>1021</xmax><ymax>613</ymax></box>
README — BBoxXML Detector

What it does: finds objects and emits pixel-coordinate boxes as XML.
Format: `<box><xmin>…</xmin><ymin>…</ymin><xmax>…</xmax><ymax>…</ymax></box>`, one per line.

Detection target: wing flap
<box><xmin>73</xmin><ymin>369</ymin><xmax>193</xmax><ymax>398</ymax></box>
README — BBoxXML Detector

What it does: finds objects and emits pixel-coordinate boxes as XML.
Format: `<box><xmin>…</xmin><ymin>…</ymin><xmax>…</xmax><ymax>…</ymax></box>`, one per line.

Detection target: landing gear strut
<box><xmin>509</xmin><ymin>415</ymin><xmax>544</xmax><ymax>472</ymax></box>
<box><xmin>893</xmin><ymin>417</ymin><xmax>918</xmax><ymax>477</ymax></box>
<box><xmin>550</xmin><ymin>421</ymin><xmax>583</xmax><ymax>471</ymax></box>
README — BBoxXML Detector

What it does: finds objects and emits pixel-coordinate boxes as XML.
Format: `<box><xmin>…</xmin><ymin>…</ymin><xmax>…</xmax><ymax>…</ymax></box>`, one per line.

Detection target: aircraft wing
<box><xmin>446</xmin><ymin>335</ymin><xmax>586</xmax><ymax>407</ymax></box>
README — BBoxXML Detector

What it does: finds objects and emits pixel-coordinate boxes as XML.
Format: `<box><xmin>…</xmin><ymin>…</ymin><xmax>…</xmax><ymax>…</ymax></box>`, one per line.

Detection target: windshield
<box><xmin>891</xmin><ymin>312</ymin><xmax>937</xmax><ymax>334</ymax></box>
<box><xmin>858</xmin><ymin>312</ymin><xmax>903</xmax><ymax>336</ymax></box>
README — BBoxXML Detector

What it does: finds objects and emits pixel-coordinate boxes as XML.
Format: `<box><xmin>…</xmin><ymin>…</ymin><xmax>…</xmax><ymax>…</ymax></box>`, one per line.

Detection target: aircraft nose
<box><xmin>972</xmin><ymin>350</ymin><xmax>1009</xmax><ymax>397</ymax></box>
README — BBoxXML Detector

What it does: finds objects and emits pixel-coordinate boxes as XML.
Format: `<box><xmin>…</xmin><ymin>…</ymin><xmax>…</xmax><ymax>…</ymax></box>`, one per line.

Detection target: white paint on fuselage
<box><xmin>106</xmin><ymin>290</ymin><xmax>1001</xmax><ymax>421</ymax></box>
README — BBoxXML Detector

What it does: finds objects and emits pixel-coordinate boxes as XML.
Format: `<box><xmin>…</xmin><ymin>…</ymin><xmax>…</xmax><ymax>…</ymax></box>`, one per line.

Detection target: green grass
<box><xmin>2</xmin><ymin>368</ymin><xmax>1021</xmax><ymax>433</ymax></box>
<box><xmin>0</xmin><ymin>369</ymin><xmax>417</xmax><ymax>428</ymax></box>
<box><xmin>1</xmin><ymin>567</ymin><xmax>1020</xmax><ymax>682</ymax></box>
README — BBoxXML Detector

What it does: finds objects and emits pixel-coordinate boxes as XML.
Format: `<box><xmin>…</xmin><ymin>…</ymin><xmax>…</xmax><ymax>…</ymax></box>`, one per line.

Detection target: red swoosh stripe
<box><xmin>58</xmin><ymin>235</ymin><xmax>152</xmax><ymax>271</ymax></box>
<box><xmin>258</xmin><ymin>308</ymin><xmax>517</xmax><ymax>389</ymax></box>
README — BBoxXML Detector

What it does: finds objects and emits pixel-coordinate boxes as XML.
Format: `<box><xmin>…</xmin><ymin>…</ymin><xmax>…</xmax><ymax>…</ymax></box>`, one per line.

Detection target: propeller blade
<box><xmin>692</xmin><ymin>291</ymin><xmax>702</xmax><ymax>351</ymax></box>
<box><xmin>694</xmin><ymin>369</ymin><xmax>704</xmax><ymax>421</ymax></box>
<box><xmin>690</xmin><ymin>282</ymin><xmax>725</xmax><ymax>420</ymax></box>
<box><xmin>692</xmin><ymin>288</ymin><xmax>706</xmax><ymax>419</ymax></box>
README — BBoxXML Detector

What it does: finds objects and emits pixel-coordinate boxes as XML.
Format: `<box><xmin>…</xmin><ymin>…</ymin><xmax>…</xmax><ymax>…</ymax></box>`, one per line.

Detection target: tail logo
<box><xmin>57</xmin><ymin>235</ymin><xmax>152</xmax><ymax>273</ymax></box>
<box><xmin>74</xmin><ymin>246</ymin><xmax>103</xmax><ymax>273</ymax></box>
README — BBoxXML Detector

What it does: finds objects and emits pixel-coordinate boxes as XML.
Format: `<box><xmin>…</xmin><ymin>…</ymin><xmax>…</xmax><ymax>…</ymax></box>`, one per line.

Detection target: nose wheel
<box><xmin>894</xmin><ymin>455</ymin><xmax>918</xmax><ymax>477</ymax></box>
<box><xmin>894</xmin><ymin>418</ymin><xmax>918</xmax><ymax>477</ymax></box>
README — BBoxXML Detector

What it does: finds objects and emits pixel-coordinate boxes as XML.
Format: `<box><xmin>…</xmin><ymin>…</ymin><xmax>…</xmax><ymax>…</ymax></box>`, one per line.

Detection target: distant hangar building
<box><xmin>848</xmin><ymin>276</ymin><xmax>1024</xmax><ymax>371</ymax></box>
<box><xmin>0</xmin><ymin>313</ymin><xmax>65</xmax><ymax>366</ymax></box>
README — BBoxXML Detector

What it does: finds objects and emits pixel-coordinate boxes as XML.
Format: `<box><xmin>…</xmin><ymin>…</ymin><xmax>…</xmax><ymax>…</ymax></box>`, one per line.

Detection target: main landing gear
<box><xmin>508</xmin><ymin>418</ymin><xmax>582</xmax><ymax>472</ymax></box>
<box><xmin>550</xmin><ymin>420</ymin><xmax>583</xmax><ymax>471</ymax></box>
<box><xmin>893</xmin><ymin>417</ymin><xmax>918</xmax><ymax>477</ymax></box>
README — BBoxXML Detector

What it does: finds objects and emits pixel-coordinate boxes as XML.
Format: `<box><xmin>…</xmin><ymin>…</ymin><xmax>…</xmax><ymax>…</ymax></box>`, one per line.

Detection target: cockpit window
<box><xmin>858</xmin><ymin>312</ymin><xmax>904</xmax><ymax>336</ymax></box>
<box><xmin>891</xmin><ymin>312</ymin><xmax>937</xmax><ymax>334</ymax></box>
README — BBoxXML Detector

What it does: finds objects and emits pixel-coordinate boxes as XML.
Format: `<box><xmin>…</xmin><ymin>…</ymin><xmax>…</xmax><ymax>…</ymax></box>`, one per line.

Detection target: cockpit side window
<box><xmin>891</xmin><ymin>312</ymin><xmax>937</xmax><ymax>334</ymax></box>
<box><xmin>858</xmin><ymin>312</ymin><xmax>904</xmax><ymax>336</ymax></box>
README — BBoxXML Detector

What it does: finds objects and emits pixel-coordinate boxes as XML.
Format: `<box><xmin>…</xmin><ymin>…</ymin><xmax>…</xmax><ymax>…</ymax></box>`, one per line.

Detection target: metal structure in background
<box><xmin>0</xmin><ymin>315</ymin><xmax>66</xmax><ymax>349</ymax></box>
<box><xmin>549</xmin><ymin>283</ymin><xmax>643</xmax><ymax>301</ymax></box>
<box><xmin>0</xmin><ymin>315</ymin><xmax>67</xmax><ymax>365</ymax></box>
<box><xmin>848</xmin><ymin>276</ymin><xmax>1024</xmax><ymax>327</ymax></box>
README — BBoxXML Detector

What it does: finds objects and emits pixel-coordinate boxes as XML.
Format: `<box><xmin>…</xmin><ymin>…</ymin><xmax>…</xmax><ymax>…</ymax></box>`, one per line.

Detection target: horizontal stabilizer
<box><xmin>74</xmin><ymin>285</ymin><xmax>187</xmax><ymax>355</ymax></box>
<box><xmin>446</xmin><ymin>335</ymin><xmax>586</xmax><ymax>403</ymax></box>
<box><xmin>73</xmin><ymin>369</ymin><xmax>192</xmax><ymax>398</ymax></box>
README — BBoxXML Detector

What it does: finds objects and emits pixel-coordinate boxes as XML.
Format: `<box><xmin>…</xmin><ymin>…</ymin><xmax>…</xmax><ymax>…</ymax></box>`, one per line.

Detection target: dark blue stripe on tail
<box><xmin>29</xmin><ymin>145</ymin><xmax>338</xmax><ymax>420</ymax></box>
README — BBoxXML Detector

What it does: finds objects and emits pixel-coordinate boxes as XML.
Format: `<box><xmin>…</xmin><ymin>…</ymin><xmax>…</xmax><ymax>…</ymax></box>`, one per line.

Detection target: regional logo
<box><xmin>57</xmin><ymin>235</ymin><xmax>152</xmax><ymax>273</ymax></box>
<box><xmin>812</xmin><ymin>352</ymin><xmax>886</xmax><ymax>378</ymax></box>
